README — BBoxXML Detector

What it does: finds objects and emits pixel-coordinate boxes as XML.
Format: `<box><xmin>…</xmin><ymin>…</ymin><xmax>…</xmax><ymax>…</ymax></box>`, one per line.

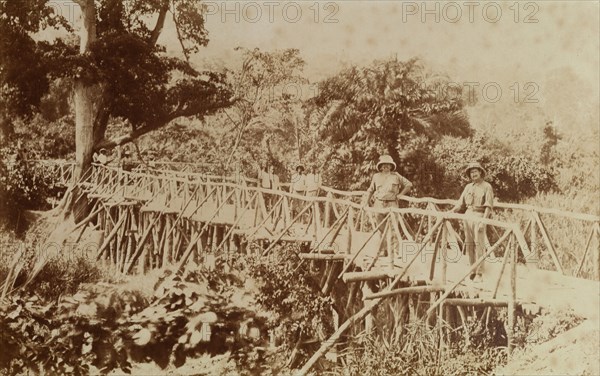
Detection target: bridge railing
<box><xmin>63</xmin><ymin>162</ymin><xmax>599</xmax><ymax>280</ymax></box>
<box><xmin>317</xmin><ymin>186</ymin><xmax>600</xmax><ymax>280</ymax></box>
<box><xmin>81</xmin><ymin>165</ymin><xmax>529</xmax><ymax>276</ymax></box>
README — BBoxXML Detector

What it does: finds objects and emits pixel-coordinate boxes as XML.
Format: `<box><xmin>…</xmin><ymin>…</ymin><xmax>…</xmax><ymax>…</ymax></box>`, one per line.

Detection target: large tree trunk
<box><xmin>73</xmin><ymin>82</ymin><xmax>100</xmax><ymax>181</ymax></box>
<box><xmin>57</xmin><ymin>0</ymin><xmax>103</xmax><ymax>224</ymax></box>
<box><xmin>72</xmin><ymin>0</ymin><xmax>98</xmax><ymax>182</ymax></box>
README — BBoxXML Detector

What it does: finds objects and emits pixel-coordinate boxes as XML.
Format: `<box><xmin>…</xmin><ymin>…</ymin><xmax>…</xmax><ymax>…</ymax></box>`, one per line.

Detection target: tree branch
<box><xmin>75</xmin><ymin>0</ymin><xmax>97</xmax><ymax>53</ymax></box>
<box><xmin>171</xmin><ymin>3</ymin><xmax>190</xmax><ymax>62</ymax></box>
<box><xmin>94</xmin><ymin>104</ymin><xmax>210</xmax><ymax>150</ymax></box>
<box><xmin>150</xmin><ymin>0</ymin><xmax>169</xmax><ymax>46</ymax></box>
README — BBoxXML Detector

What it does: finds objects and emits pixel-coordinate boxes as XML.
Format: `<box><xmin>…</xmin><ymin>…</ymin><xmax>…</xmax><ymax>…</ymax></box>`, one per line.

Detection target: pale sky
<box><xmin>156</xmin><ymin>0</ymin><xmax>600</xmax><ymax>99</ymax></box>
<box><xmin>47</xmin><ymin>1</ymin><xmax>599</xmax><ymax>104</ymax></box>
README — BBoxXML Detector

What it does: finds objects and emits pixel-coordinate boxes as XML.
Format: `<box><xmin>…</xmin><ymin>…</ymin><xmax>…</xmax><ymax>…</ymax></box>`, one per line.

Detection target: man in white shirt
<box><xmin>291</xmin><ymin>165</ymin><xmax>307</xmax><ymax>218</ymax></box>
<box><xmin>291</xmin><ymin>165</ymin><xmax>306</xmax><ymax>195</ymax></box>
<box><xmin>257</xmin><ymin>163</ymin><xmax>280</xmax><ymax>212</ymax></box>
<box><xmin>363</xmin><ymin>154</ymin><xmax>413</xmax><ymax>257</ymax></box>
<box><xmin>305</xmin><ymin>164</ymin><xmax>322</xmax><ymax>197</ymax></box>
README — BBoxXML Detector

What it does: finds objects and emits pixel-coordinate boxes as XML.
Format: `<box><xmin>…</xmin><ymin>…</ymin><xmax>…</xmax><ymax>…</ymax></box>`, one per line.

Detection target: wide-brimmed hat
<box><xmin>464</xmin><ymin>162</ymin><xmax>486</xmax><ymax>178</ymax></box>
<box><xmin>376</xmin><ymin>155</ymin><xmax>396</xmax><ymax>171</ymax></box>
<box><xmin>296</xmin><ymin>165</ymin><xmax>305</xmax><ymax>172</ymax></box>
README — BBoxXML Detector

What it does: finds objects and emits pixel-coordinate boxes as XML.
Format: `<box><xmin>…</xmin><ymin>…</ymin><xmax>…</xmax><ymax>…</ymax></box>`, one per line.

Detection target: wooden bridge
<box><xmin>51</xmin><ymin>162</ymin><xmax>599</xmax><ymax>374</ymax></box>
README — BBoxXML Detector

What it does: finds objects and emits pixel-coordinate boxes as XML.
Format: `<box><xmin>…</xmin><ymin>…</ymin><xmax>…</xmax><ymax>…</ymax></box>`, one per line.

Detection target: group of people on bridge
<box><xmin>257</xmin><ymin>154</ymin><xmax>494</xmax><ymax>283</ymax></box>
<box><xmin>361</xmin><ymin>154</ymin><xmax>494</xmax><ymax>283</ymax></box>
<box><xmin>96</xmin><ymin>146</ymin><xmax>494</xmax><ymax>283</ymax></box>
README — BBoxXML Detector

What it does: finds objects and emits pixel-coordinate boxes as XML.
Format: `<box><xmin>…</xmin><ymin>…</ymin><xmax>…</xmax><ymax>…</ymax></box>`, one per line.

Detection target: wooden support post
<box><xmin>508</xmin><ymin>234</ymin><xmax>517</xmax><ymax>356</ymax></box>
<box><xmin>324</xmin><ymin>192</ymin><xmax>332</xmax><ymax>228</ymax></box>
<box><xmin>427</xmin><ymin>204</ymin><xmax>433</xmax><ymax>246</ymax></box>
<box><xmin>163</xmin><ymin>215</ymin><xmax>172</xmax><ymax>265</ymax></box>
<box><xmin>456</xmin><ymin>305</ymin><xmax>469</xmax><ymax>343</ymax></box>
<box><xmin>441</xmin><ymin>221</ymin><xmax>448</xmax><ymax>284</ymax></box>
<box><xmin>438</xmin><ymin>301</ymin><xmax>445</xmax><ymax>356</ymax></box>
<box><xmin>532</xmin><ymin>211</ymin><xmax>564</xmax><ymax>274</ymax></box>
<box><xmin>386</xmin><ymin>214</ymin><xmax>393</xmax><ymax>268</ymax></box>
<box><xmin>575</xmin><ymin>224</ymin><xmax>596</xmax><ymax>277</ymax></box>
<box><xmin>595</xmin><ymin>222</ymin><xmax>600</xmax><ymax>281</ymax></box>
<box><xmin>137</xmin><ymin>214</ymin><xmax>148</xmax><ymax>274</ymax></box>
<box><xmin>529</xmin><ymin>215</ymin><xmax>538</xmax><ymax>266</ymax></box>
<box><xmin>322</xmin><ymin>262</ymin><xmax>340</xmax><ymax>295</ymax></box>
<box><xmin>429</xmin><ymin>224</ymin><xmax>443</xmax><ymax>281</ymax></box>
<box><xmin>96</xmin><ymin>213</ymin><xmax>126</xmax><ymax>260</ymax></box>
<box><xmin>313</xmin><ymin>200</ymin><xmax>322</xmax><ymax>241</ymax></box>
<box><xmin>345</xmin><ymin>207</ymin><xmax>354</xmax><ymax>255</ymax></box>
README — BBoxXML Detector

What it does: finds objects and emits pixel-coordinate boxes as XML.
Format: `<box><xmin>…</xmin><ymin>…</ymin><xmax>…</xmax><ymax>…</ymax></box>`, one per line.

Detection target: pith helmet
<box><xmin>376</xmin><ymin>155</ymin><xmax>396</xmax><ymax>171</ymax></box>
<box><xmin>464</xmin><ymin>162</ymin><xmax>486</xmax><ymax>178</ymax></box>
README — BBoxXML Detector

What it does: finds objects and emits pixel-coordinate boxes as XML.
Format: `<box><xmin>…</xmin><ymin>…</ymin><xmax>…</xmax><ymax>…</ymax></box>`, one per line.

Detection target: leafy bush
<box><xmin>12</xmin><ymin>114</ymin><xmax>75</xmax><ymax>159</ymax></box>
<box><xmin>246</xmin><ymin>245</ymin><xmax>334</xmax><ymax>359</ymax></box>
<box><xmin>0</xmin><ymin>143</ymin><xmax>65</xmax><ymax>222</ymax></box>
<box><xmin>431</xmin><ymin>134</ymin><xmax>558</xmax><ymax>202</ymax></box>
<box><xmin>0</xmin><ymin>264</ymin><xmax>270</xmax><ymax>375</ymax></box>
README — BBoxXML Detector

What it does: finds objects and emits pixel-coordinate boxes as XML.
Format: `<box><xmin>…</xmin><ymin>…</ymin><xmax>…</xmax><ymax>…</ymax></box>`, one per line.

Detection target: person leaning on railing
<box><xmin>362</xmin><ymin>155</ymin><xmax>413</xmax><ymax>215</ymax></box>
<box><xmin>452</xmin><ymin>162</ymin><xmax>494</xmax><ymax>283</ymax></box>
<box><xmin>362</xmin><ymin>155</ymin><xmax>413</xmax><ymax>255</ymax></box>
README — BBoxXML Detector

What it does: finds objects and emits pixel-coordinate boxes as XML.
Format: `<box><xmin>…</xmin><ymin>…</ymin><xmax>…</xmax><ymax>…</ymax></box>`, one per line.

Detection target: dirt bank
<box><xmin>494</xmin><ymin>319</ymin><xmax>600</xmax><ymax>376</ymax></box>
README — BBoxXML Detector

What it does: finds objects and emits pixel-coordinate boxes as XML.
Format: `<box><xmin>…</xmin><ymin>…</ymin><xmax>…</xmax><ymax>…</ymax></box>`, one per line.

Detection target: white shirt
<box><xmin>305</xmin><ymin>173</ymin><xmax>322</xmax><ymax>192</ymax></box>
<box><xmin>258</xmin><ymin>170</ymin><xmax>279</xmax><ymax>189</ymax></box>
<box><xmin>291</xmin><ymin>173</ymin><xmax>306</xmax><ymax>192</ymax></box>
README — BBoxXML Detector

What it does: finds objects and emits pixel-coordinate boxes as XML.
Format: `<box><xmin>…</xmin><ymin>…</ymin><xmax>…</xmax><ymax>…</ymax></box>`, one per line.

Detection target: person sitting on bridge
<box><xmin>452</xmin><ymin>162</ymin><xmax>494</xmax><ymax>283</ymax></box>
<box><xmin>363</xmin><ymin>155</ymin><xmax>413</xmax><ymax>254</ymax></box>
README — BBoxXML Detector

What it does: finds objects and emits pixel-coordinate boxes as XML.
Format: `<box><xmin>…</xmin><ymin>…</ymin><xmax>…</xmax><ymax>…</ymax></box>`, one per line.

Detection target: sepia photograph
<box><xmin>0</xmin><ymin>1</ymin><xmax>599</xmax><ymax>375</ymax></box>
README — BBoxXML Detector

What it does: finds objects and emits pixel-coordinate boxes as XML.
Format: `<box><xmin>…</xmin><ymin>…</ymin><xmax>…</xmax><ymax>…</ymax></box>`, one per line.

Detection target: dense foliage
<box><xmin>0</xmin><ymin>263</ymin><xmax>269</xmax><ymax>375</ymax></box>
<box><xmin>0</xmin><ymin>144</ymin><xmax>64</xmax><ymax>223</ymax></box>
<box><xmin>304</xmin><ymin>58</ymin><xmax>471</xmax><ymax>192</ymax></box>
<box><xmin>431</xmin><ymin>135</ymin><xmax>558</xmax><ymax>201</ymax></box>
<box><xmin>246</xmin><ymin>245</ymin><xmax>335</xmax><ymax>367</ymax></box>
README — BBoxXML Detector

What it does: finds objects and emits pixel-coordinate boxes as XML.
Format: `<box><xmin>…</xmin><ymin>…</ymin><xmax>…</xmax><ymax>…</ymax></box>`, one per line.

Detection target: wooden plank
<box><xmin>342</xmin><ymin>268</ymin><xmax>405</xmax><ymax>282</ymax></box>
<box><xmin>299</xmin><ymin>253</ymin><xmax>346</xmax><ymax>261</ymax></box>
<box><xmin>363</xmin><ymin>285</ymin><xmax>445</xmax><ymax>299</ymax></box>
<box><xmin>445</xmin><ymin>298</ymin><xmax>508</xmax><ymax>307</ymax></box>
